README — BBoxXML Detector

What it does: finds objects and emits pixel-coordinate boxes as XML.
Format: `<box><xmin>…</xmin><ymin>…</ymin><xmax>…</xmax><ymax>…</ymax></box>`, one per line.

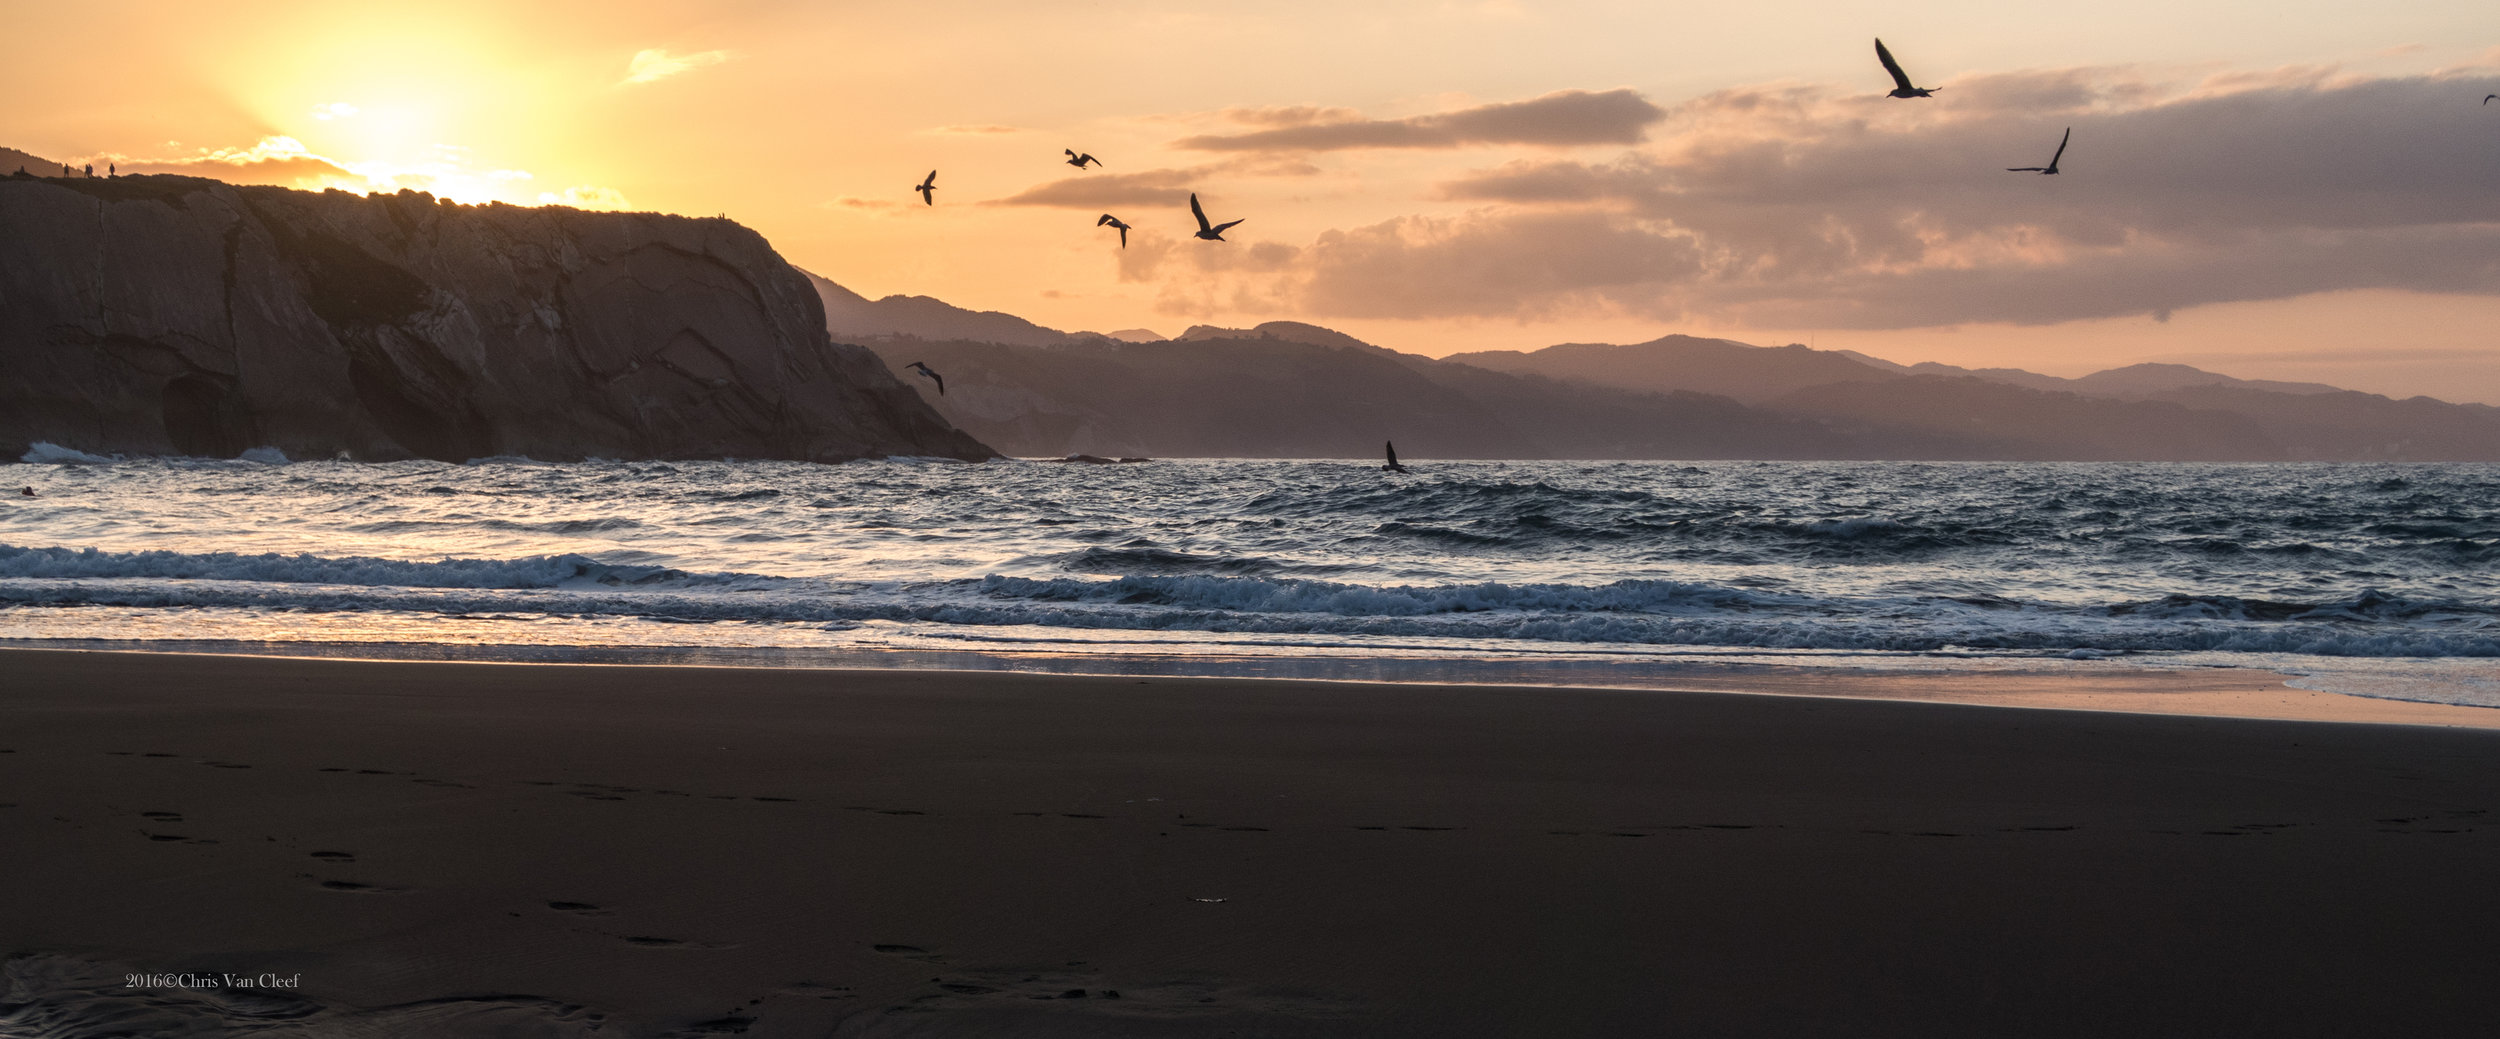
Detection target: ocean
<box><xmin>4</xmin><ymin>449</ymin><xmax>2495</xmax><ymax>706</ymax></box>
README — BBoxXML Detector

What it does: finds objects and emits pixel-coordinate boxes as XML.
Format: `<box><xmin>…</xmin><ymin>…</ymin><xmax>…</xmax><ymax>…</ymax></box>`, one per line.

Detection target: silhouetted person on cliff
<box><xmin>1190</xmin><ymin>193</ymin><xmax>1243</xmax><ymax>241</ymax></box>
<box><xmin>84</xmin><ymin>164</ymin><xmax>93</xmax><ymax>177</ymax></box>
<box><xmin>906</xmin><ymin>361</ymin><xmax>946</xmax><ymax>395</ymax></box>
<box><xmin>1876</xmin><ymin>38</ymin><xmax>1936</xmax><ymax>98</ymax></box>
<box><xmin>108</xmin><ymin>163</ymin><xmax>116</xmax><ymax>177</ymax></box>
<box><xmin>914</xmin><ymin>170</ymin><xmax>937</xmax><ymax>205</ymax></box>
<box><xmin>1097</xmin><ymin>213</ymin><xmax>1131</xmax><ymax>247</ymax></box>
<box><xmin>2007</xmin><ymin>128</ymin><xmax>2069</xmax><ymax>174</ymax></box>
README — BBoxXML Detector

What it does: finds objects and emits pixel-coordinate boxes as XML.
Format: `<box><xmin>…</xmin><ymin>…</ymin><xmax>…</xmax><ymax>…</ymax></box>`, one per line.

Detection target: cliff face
<box><xmin>0</xmin><ymin>174</ymin><xmax>994</xmax><ymax>462</ymax></box>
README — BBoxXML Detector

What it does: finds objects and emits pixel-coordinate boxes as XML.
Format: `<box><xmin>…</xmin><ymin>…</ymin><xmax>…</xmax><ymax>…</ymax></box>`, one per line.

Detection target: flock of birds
<box><xmin>891</xmin><ymin>38</ymin><xmax>2499</xmax><ymax>465</ymax></box>
<box><xmin>899</xmin><ymin>35</ymin><xmax>2085</xmax><ymax>266</ymax></box>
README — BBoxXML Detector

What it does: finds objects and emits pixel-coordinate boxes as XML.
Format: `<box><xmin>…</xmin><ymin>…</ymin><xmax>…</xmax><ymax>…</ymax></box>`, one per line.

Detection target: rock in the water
<box><xmin>0</xmin><ymin>175</ymin><xmax>994</xmax><ymax>463</ymax></box>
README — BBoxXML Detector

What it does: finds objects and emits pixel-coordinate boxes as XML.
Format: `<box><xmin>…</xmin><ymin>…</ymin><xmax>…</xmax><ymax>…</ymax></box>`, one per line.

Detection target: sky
<box><xmin>9</xmin><ymin>1</ymin><xmax>2500</xmax><ymax>403</ymax></box>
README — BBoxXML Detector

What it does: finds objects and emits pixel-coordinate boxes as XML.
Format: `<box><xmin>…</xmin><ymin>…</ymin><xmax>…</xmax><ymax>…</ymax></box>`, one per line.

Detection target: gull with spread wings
<box><xmin>1875</xmin><ymin>38</ymin><xmax>1937</xmax><ymax>99</ymax></box>
<box><xmin>1096</xmin><ymin>214</ymin><xmax>1132</xmax><ymax>247</ymax></box>
<box><xmin>1190</xmin><ymin>193</ymin><xmax>1243</xmax><ymax>242</ymax></box>
<box><xmin>2007</xmin><ymin>128</ymin><xmax>2070</xmax><ymax>175</ymax></box>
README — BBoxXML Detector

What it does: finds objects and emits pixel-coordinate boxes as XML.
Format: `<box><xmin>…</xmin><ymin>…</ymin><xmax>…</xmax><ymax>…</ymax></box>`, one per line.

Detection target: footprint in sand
<box><xmin>547</xmin><ymin>901</ymin><xmax>611</xmax><ymax>916</ymax></box>
<box><xmin>316</xmin><ymin>879</ymin><xmax>410</xmax><ymax>894</ymax></box>
<box><xmin>140</xmin><ymin>811</ymin><xmax>183</xmax><ymax>822</ymax></box>
<box><xmin>872</xmin><ymin>944</ymin><xmax>946</xmax><ymax>963</ymax></box>
<box><xmin>310</xmin><ymin>851</ymin><xmax>355</xmax><ymax>862</ymax></box>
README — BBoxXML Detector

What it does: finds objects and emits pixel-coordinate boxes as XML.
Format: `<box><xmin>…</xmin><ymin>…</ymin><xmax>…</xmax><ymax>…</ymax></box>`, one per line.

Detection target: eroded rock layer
<box><xmin>0</xmin><ymin>174</ymin><xmax>993</xmax><ymax>462</ymax></box>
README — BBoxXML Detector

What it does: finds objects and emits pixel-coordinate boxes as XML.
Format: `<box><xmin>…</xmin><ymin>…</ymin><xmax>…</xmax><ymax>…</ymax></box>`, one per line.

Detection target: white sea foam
<box><xmin>0</xmin><ymin>459</ymin><xmax>2491</xmax><ymax>702</ymax></box>
<box><xmin>18</xmin><ymin>442</ymin><xmax>118</xmax><ymax>464</ymax></box>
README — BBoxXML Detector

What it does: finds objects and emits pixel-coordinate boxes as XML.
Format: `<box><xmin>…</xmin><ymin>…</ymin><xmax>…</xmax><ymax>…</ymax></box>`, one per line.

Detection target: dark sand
<box><xmin>3</xmin><ymin>649</ymin><xmax>2498</xmax><ymax>1037</ymax></box>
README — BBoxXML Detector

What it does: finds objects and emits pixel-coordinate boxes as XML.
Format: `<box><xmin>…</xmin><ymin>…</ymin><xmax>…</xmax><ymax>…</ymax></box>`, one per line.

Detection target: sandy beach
<box><xmin>4</xmin><ymin>648</ymin><xmax>2498</xmax><ymax>1037</ymax></box>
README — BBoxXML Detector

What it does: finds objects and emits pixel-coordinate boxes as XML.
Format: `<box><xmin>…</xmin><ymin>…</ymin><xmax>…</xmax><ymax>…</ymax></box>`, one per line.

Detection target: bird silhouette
<box><xmin>2487</xmin><ymin>94</ymin><xmax>2497</xmax><ymax>105</ymax></box>
<box><xmin>1097</xmin><ymin>213</ymin><xmax>1132</xmax><ymax>247</ymax></box>
<box><xmin>1065</xmin><ymin>149</ymin><xmax>1102</xmax><ymax>169</ymax></box>
<box><xmin>914</xmin><ymin>170</ymin><xmax>937</xmax><ymax>205</ymax></box>
<box><xmin>1190</xmin><ymin>193</ymin><xmax>1244</xmax><ymax>241</ymax></box>
<box><xmin>906</xmin><ymin>361</ymin><xmax>945</xmax><ymax>395</ymax></box>
<box><xmin>2006</xmin><ymin>127</ymin><xmax>2070</xmax><ymax>174</ymax></box>
<box><xmin>1875</xmin><ymin>38</ymin><xmax>1936</xmax><ymax>99</ymax></box>
<box><xmin>1381</xmin><ymin>442</ymin><xmax>1407</xmax><ymax>473</ymax></box>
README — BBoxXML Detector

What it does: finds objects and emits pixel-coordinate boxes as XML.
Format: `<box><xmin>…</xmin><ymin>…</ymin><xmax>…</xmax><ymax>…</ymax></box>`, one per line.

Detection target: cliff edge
<box><xmin>0</xmin><ymin>173</ymin><xmax>994</xmax><ymax>462</ymax></box>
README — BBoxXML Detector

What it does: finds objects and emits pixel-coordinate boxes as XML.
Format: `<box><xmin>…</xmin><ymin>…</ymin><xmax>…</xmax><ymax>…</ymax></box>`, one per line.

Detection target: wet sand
<box><xmin>3</xmin><ymin>648</ymin><xmax>2498</xmax><ymax>1037</ymax></box>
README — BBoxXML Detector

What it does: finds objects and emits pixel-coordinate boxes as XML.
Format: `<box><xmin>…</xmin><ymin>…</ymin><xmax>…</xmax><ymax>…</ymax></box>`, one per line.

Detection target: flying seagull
<box><xmin>1875</xmin><ymin>38</ymin><xmax>1936</xmax><ymax>99</ymax></box>
<box><xmin>2006</xmin><ymin>127</ymin><xmax>2070</xmax><ymax>174</ymax></box>
<box><xmin>1381</xmin><ymin>442</ymin><xmax>1407</xmax><ymax>473</ymax></box>
<box><xmin>2487</xmin><ymin>94</ymin><xmax>2497</xmax><ymax>105</ymax></box>
<box><xmin>1065</xmin><ymin>149</ymin><xmax>1102</xmax><ymax>169</ymax></box>
<box><xmin>913</xmin><ymin>170</ymin><xmax>937</xmax><ymax>205</ymax></box>
<box><xmin>1096</xmin><ymin>213</ymin><xmax>1132</xmax><ymax>247</ymax></box>
<box><xmin>1189</xmin><ymin>193</ymin><xmax>1244</xmax><ymax>241</ymax></box>
<box><xmin>905</xmin><ymin>361</ymin><xmax>945</xmax><ymax>395</ymax></box>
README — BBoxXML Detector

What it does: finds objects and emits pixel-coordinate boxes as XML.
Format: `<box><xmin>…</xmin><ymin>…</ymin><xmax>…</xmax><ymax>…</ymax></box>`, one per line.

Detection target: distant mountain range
<box><xmin>806</xmin><ymin>273</ymin><xmax>2500</xmax><ymax>461</ymax></box>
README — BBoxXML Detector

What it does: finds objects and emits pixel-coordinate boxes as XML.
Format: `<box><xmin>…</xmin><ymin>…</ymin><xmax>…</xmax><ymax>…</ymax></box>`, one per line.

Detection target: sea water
<box><xmin>3</xmin><ymin>453</ymin><xmax>2494</xmax><ymax>705</ymax></box>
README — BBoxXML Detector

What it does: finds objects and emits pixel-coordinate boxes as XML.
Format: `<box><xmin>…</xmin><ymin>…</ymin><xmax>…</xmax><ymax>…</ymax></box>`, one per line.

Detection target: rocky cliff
<box><xmin>0</xmin><ymin>173</ymin><xmax>994</xmax><ymax>462</ymax></box>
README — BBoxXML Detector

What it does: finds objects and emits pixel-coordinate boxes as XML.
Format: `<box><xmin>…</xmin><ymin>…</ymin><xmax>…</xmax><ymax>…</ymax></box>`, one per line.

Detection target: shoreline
<box><xmin>7</xmin><ymin>648</ymin><xmax>2500</xmax><ymax>1035</ymax></box>
<box><xmin>6</xmin><ymin>641</ymin><xmax>2497</xmax><ymax>730</ymax></box>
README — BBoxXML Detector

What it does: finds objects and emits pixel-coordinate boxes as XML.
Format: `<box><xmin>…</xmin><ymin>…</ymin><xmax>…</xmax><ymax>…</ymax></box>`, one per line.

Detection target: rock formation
<box><xmin>0</xmin><ymin>173</ymin><xmax>994</xmax><ymax>462</ymax></box>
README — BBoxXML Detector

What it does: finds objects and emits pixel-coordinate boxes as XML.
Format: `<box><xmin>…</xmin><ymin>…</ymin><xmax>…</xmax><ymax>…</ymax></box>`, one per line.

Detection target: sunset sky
<box><xmin>10</xmin><ymin>1</ymin><xmax>2499</xmax><ymax>402</ymax></box>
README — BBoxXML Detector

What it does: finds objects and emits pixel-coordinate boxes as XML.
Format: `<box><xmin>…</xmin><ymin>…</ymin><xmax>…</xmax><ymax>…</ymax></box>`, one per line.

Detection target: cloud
<box><xmin>111</xmin><ymin>135</ymin><xmax>358</xmax><ymax>183</ymax></box>
<box><xmin>102</xmin><ymin>136</ymin><xmax>625</xmax><ymax>209</ymax></box>
<box><xmin>923</xmin><ymin>124</ymin><xmax>1026</xmax><ymax>136</ymax></box>
<box><xmin>621</xmin><ymin>48</ymin><xmax>735</xmax><ymax>86</ymax></box>
<box><xmin>1139</xmin><ymin>66</ymin><xmax>2500</xmax><ymax>327</ymax></box>
<box><xmin>1173</xmin><ymin>89</ymin><xmax>1665</xmax><ymax>152</ymax></box>
<box><xmin>991</xmin><ymin>157</ymin><xmax>1320</xmax><ymax>209</ymax></box>
<box><xmin>538</xmin><ymin>185</ymin><xmax>633</xmax><ymax>209</ymax></box>
<box><xmin>994</xmin><ymin>168</ymin><xmax>1200</xmax><ymax>208</ymax></box>
<box><xmin>310</xmin><ymin>102</ymin><xmax>358</xmax><ymax>121</ymax></box>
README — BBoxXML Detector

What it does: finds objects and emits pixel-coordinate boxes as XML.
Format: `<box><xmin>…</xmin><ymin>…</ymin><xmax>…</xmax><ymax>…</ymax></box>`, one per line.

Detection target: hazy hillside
<box><xmin>3</xmin><ymin>147</ymin><xmax>64</xmax><ymax>175</ymax></box>
<box><xmin>1446</xmin><ymin>335</ymin><xmax>2500</xmax><ymax>461</ymax></box>
<box><xmin>808</xmin><ymin>277</ymin><xmax>2500</xmax><ymax>461</ymax></box>
<box><xmin>808</xmin><ymin>273</ymin><xmax>1081</xmax><ymax>348</ymax></box>
<box><xmin>1449</xmin><ymin>336</ymin><xmax>1897</xmax><ymax>404</ymax></box>
<box><xmin>851</xmin><ymin>335</ymin><xmax>1532</xmax><ymax>459</ymax></box>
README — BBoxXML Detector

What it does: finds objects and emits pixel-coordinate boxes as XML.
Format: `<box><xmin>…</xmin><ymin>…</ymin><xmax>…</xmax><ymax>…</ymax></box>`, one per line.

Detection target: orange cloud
<box><xmin>621</xmin><ymin>48</ymin><xmax>734</xmax><ymax>86</ymax></box>
<box><xmin>1174</xmin><ymin>89</ymin><xmax>1665</xmax><ymax>152</ymax></box>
